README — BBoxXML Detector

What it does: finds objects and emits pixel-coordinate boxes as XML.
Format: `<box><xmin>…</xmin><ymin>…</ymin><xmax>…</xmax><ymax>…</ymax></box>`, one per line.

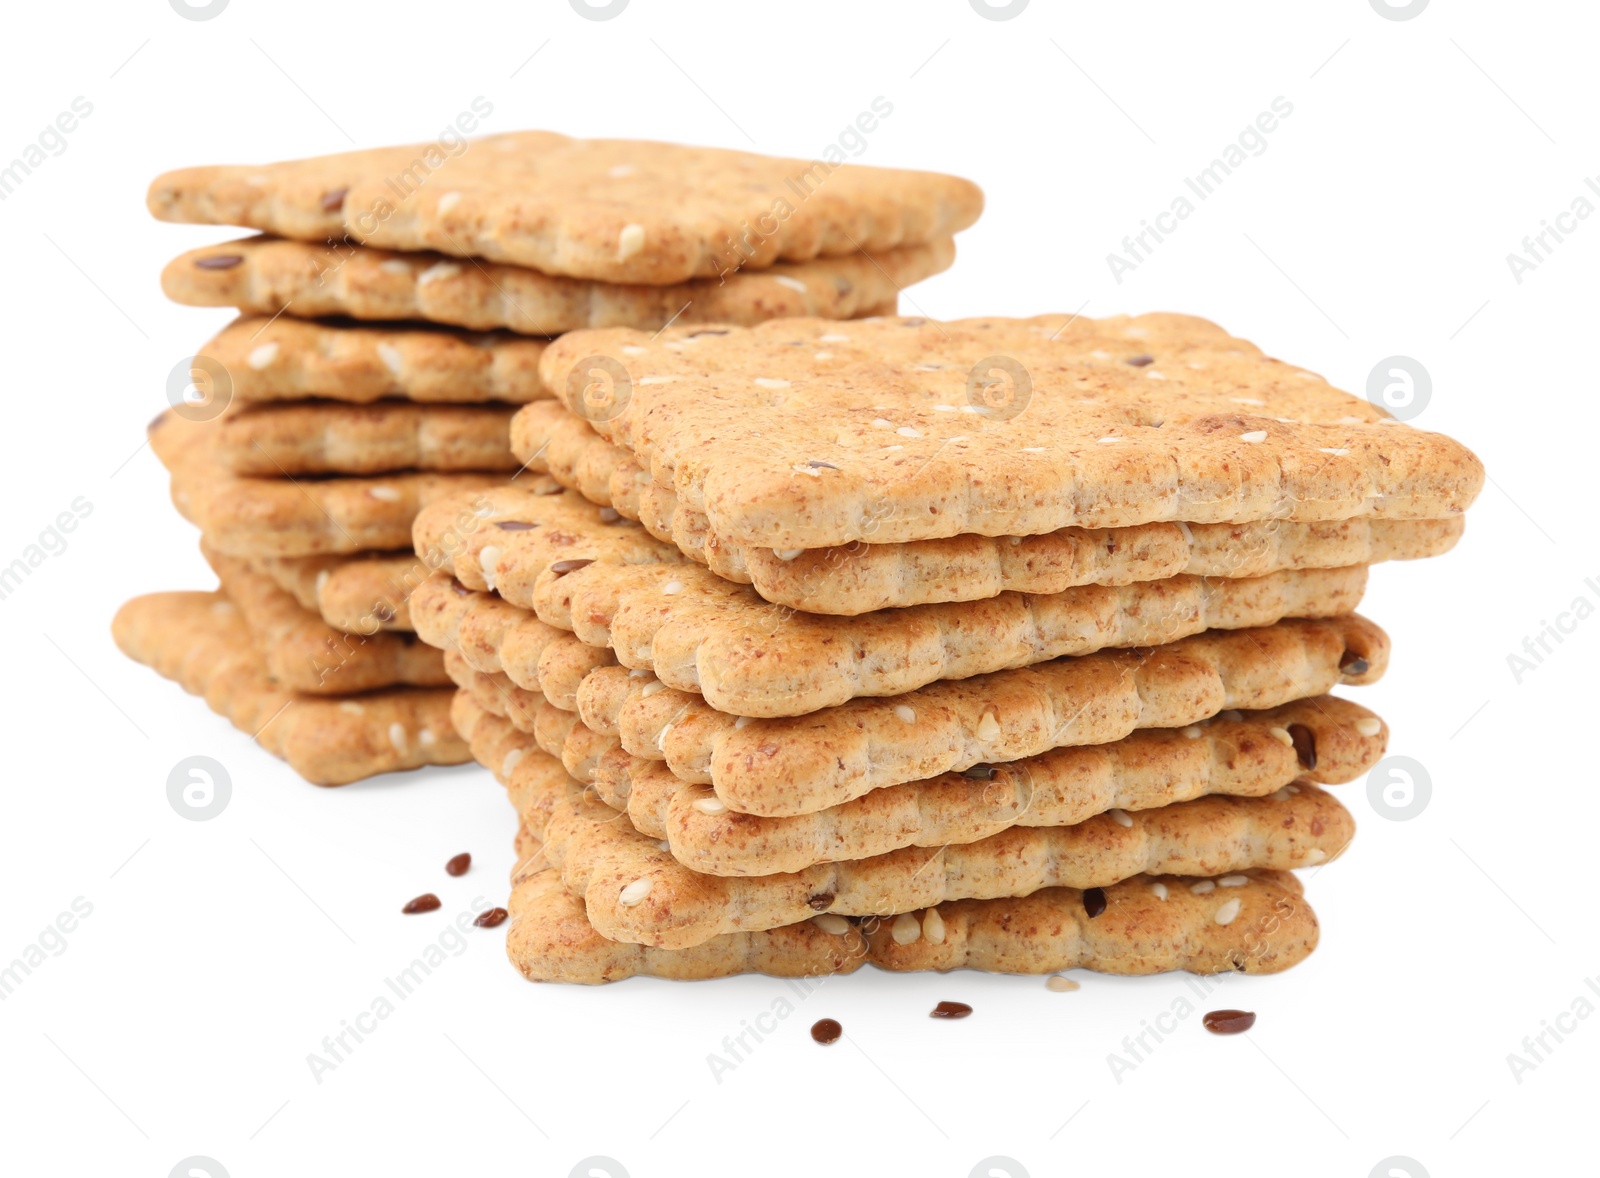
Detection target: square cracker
<box><xmin>539</xmin><ymin>314</ymin><xmax>1485</xmax><ymax>548</ymax></box>
<box><xmin>112</xmin><ymin>590</ymin><xmax>466</xmax><ymax>785</ymax></box>
<box><xmin>147</xmin><ymin>131</ymin><xmax>983</xmax><ymax>284</ymax></box>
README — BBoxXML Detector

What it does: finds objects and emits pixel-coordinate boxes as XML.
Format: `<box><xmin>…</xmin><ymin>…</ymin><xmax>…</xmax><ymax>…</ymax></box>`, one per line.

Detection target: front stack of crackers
<box><xmin>411</xmin><ymin>312</ymin><xmax>1482</xmax><ymax>983</ymax></box>
<box><xmin>115</xmin><ymin>131</ymin><xmax>981</xmax><ymax>785</ymax></box>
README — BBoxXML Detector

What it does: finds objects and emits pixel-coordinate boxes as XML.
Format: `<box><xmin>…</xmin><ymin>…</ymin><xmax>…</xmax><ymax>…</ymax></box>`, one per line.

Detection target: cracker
<box><xmin>205</xmin><ymin>548</ymin><xmax>448</xmax><ymax>694</ymax></box>
<box><xmin>112</xmin><ymin>591</ymin><xmax>467</xmax><ymax>785</ymax></box>
<box><xmin>161</xmin><ymin>236</ymin><xmax>953</xmax><ymax>334</ymax></box>
<box><xmin>150</xmin><ymin>409</ymin><xmax>541</xmax><ymax>557</ymax></box>
<box><xmin>250</xmin><ymin>551</ymin><xmax>425</xmax><ymax>633</ymax></box>
<box><xmin>607</xmin><ymin>696</ymin><xmax>1385</xmax><ymax>874</ymax></box>
<box><xmin>215</xmin><ymin>402</ymin><xmax>516</xmax><ymax>475</ymax></box>
<box><xmin>539</xmin><ymin>314</ymin><xmax>1485</xmax><ymax>547</ymax></box>
<box><xmin>461</xmin><ymin>698</ymin><xmax>1348</xmax><ymax>950</ymax></box>
<box><xmin>411</xmin><ymin>572</ymin><xmax>614</xmax><ymax>710</ymax></box>
<box><xmin>200</xmin><ymin>316</ymin><xmax>552</xmax><ymax>404</ymax></box>
<box><xmin>513</xmin><ymin>405</ymin><xmax>1467</xmax><ymax>612</ymax></box>
<box><xmin>412</xmin><ymin>485</ymin><xmax>1369</xmax><ymax>715</ymax></box>
<box><xmin>582</xmin><ymin>614</ymin><xmax>1389</xmax><ymax>814</ymax></box>
<box><xmin>147</xmin><ymin>131</ymin><xmax>983</xmax><ymax>283</ymax></box>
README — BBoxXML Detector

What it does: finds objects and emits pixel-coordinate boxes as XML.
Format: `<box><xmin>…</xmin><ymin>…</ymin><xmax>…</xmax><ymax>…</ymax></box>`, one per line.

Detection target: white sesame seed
<box><xmin>1214</xmin><ymin>898</ymin><xmax>1242</xmax><ymax>925</ymax></box>
<box><xmin>501</xmin><ymin>748</ymin><xmax>524</xmax><ymax>777</ymax></box>
<box><xmin>314</xmin><ymin>570</ymin><xmax>330</xmax><ymax>595</ymax></box>
<box><xmin>656</xmin><ymin>723</ymin><xmax>672</xmax><ymax>752</ymax></box>
<box><xmin>1108</xmin><ymin>808</ymin><xmax>1133</xmax><ymax>828</ymax></box>
<box><xmin>1305</xmin><ymin>847</ymin><xmax>1327</xmax><ymax>863</ymax></box>
<box><xmin>388</xmin><ymin>722</ymin><xmax>406</xmax><ymax>753</ymax></box>
<box><xmin>733</xmin><ymin>715</ymin><xmax>751</xmax><ymax>729</ymax></box>
<box><xmin>1337</xmin><ymin>415</ymin><xmax>1365</xmax><ymax>425</ymax></box>
<box><xmin>620</xmin><ymin>345</ymin><xmax>646</xmax><ymax>356</ymax></box>
<box><xmin>896</xmin><ymin>426</ymin><xmax>922</xmax><ymax>438</ymax></box>
<box><xmin>1021</xmin><ymin>446</ymin><xmax>1047</xmax><ymax>453</ymax></box>
<box><xmin>773</xmin><ymin>276</ymin><xmax>808</xmax><ymax>293</ymax></box>
<box><xmin>813</xmin><ymin>914</ymin><xmax>851</xmax><ymax>935</ymax></box>
<box><xmin>692</xmin><ymin>795</ymin><xmax>726</xmax><ymax>815</ymax></box>
<box><xmin>599</xmin><ymin>507</ymin><xmax>620</xmax><ymax>522</ymax></box>
<box><xmin>885</xmin><ymin>445</ymin><xmax>904</xmax><ymax>451</ymax></box>
<box><xmin>1268</xmin><ymin>726</ymin><xmax>1294</xmax><ymax>747</ymax></box>
<box><xmin>1145</xmin><ymin>370</ymin><xmax>1166</xmax><ymax>380</ymax></box>
<box><xmin>368</xmin><ymin>486</ymin><xmax>401</xmax><ymax>502</ymax></box>
<box><xmin>1319</xmin><ymin>447</ymin><xmax>1351</xmax><ymax>456</ymax></box>
<box><xmin>419</xmin><ymin>728</ymin><xmax>436</xmax><ymax>746</ymax></box>
<box><xmin>1046</xmin><ymin>975</ymin><xmax>1080</xmax><ymax>992</ymax></box>
<box><xmin>1150</xmin><ymin>882</ymin><xmax>1168</xmax><ymax>901</ymax></box>
<box><xmin>418</xmin><ymin>261</ymin><xmax>461</xmax><ymax>284</ymax></box>
<box><xmin>1190</xmin><ymin>880</ymin><xmax>1216</xmax><ymax>894</ymax></box>
<box><xmin>814</xmin><ymin>352</ymin><xmax>833</xmax><ymax>361</ymax></box>
<box><xmin>820</xmin><ymin>333</ymin><xmax>850</xmax><ymax>342</ymax></box>
<box><xmin>436</xmin><ymin>191</ymin><xmax>461</xmax><ymax>214</ymax></box>
<box><xmin>976</xmin><ymin>711</ymin><xmax>1000</xmax><ymax>742</ymax></box>
<box><xmin>641</xmin><ymin>681</ymin><xmax>666</xmax><ymax>698</ymax></box>
<box><xmin>922</xmin><ymin>908</ymin><xmax>946</xmax><ymax>943</ymax></box>
<box><xmin>894</xmin><ymin>705</ymin><xmax>917</xmax><ymax>724</ymax></box>
<box><xmin>1230</xmin><ymin>397</ymin><xmax>1266</xmax><ymax>406</ymax></box>
<box><xmin>380</xmin><ymin>259</ymin><xmax>412</xmax><ymax>275</ymax></box>
<box><xmin>638</xmin><ymin>375</ymin><xmax>677</xmax><ymax>385</ymax></box>
<box><xmin>754</xmin><ymin>377</ymin><xmax>791</xmax><ymax>389</ymax></box>
<box><xmin>793</xmin><ymin>463</ymin><xmax>822</xmax><ymax>478</ymax></box>
<box><xmin>1355</xmin><ymin>717</ymin><xmax>1382</xmax><ymax>737</ymax></box>
<box><xmin>1181</xmin><ymin>726</ymin><xmax>1203</xmax><ymax>739</ymax></box>
<box><xmin>932</xmin><ymin>404</ymin><xmax>957</xmax><ymax>412</ymax></box>
<box><xmin>1219</xmin><ymin>874</ymin><xmax>1249</xmax><ymax>887</ymax></box>
<box><xmin>618</xmin><ymin>877</ymin><xmax>652</xmax><ymax>906</ymax></box>
<box><xmin>1285</xmin><ymin>783</ymin><xmax>1301</xmax><ymax>794</ymax></box>
<box><xmin>662</xmin><ymin>580</ymin><xmax>684</xmax><ymax>595</ymax></box>
<box><xmin>1098</xmin><ymin>436</ymin><xmax>1123</xmax><ymax>444</ymax></box>
<box><xmin>1240</xmin><ymin>430</ymin><xmax>1268</xmax><ymax>443</ymax></box>
<box><xmin>891</xmin><ymin>913</ymin><xmax>921</xmax><ymax>945</ymax></box>
<box><xmin>773</xmin><ymin>549</ymin><xmax>804</xmax><ymax>561</ymax></box>
<box><xmin>339</xmin><ymin>701</ymin><xmax>365</xmax><ymax>715</ymax></box>
<box><xmin>1270</xmin><ymin>787</ymin><xmax>1294</xmax><ymax>801</ymax></box>
<box><xmin>617</xmin><ymin>224</ymin><xmax>646</xmax><ymax>261</ymax></box>
<box><xmin>871</xmin><ymin>417</ymin><xmax>894</xmax><ymax>429</ymax></box>
<box><xmin>247</xmin><ymin>342</ymin><xmax>280</xmax><ymax>370</ymax></box>
<box><xmin>479</xmin><ymin>545</ymin><xmax>502</xmax><ymax>592</ymax></box>
<box><xmin>376</xmin><ymin>343</ymin><xmax>405</xmax><ymax>376</ymax></box>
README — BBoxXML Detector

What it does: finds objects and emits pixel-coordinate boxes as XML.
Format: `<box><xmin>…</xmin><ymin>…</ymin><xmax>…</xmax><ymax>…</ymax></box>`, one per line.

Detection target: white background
<box><xmin>0</xmin><ymin>1</ymin><xmax>1591</xmax><ymax>1175</ymax></box>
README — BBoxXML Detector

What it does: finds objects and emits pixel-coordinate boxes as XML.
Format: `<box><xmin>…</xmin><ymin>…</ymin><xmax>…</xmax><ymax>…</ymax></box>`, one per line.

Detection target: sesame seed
<box><xmin>418</xmin><ymin>261</ymin><xmax>461</xmax><ymax>284</ymax></box>
<box><xmin>894</xmin><ymin>705</ymin><xmax>917</xmax><ymax>724</ymax></box>
<box><xmin>976</xmin><ymin>711</ymin><xmax>1001</xmax><ymax>742</ymax></box>
<box><xmin>1319</xmin><ymin>447</ymin><xmax>1351</xmax><ymax>456</ymax></box>
<box><xmin>379</xmin><ymin>259</ymin><xmax>412</xmax><ymax>275</ymax></box>
<box><xmin>368</xmin><ymin>485</ymin><xmax>401</xmax><ymax>502</ymax></box>
<box><xmin>478</xmin><ymin>545</ymin><xmax>501</xmax><ymax>592</ymax></box>
<box><xmin>339</xmin><ymin>701</ymin><xmax>365</xmax><ymax>715</ymax></box>
<box><xmin>662</xmin><ymin>580</ymin><xmax>684</xmax><ymax>595</ymax></box>
<box><xmin>820</xmin><ymin>333</ymin><xmax>850</xmax><ymax>342</ymax></box>
<box><xmin>641</xmin><ymin>681</ymin><xmax>666</xmax><ymax>698</ymax></box>
<box><xmin>891</xmin><ymin>913</ymin><xmax>921</xmax><ymax>945</ymax></box>
<box><xmin>618</xmin><ymin>877</ymin><xmax>653</xmax><ymax>906</ymax></box>
<box><xmin>656</xmin><ymin>723</ymin><xmax>672</xmax><ymax>752</ymax></box>
<box><xmin>501</xmin><ymin>748</ymin><xmax>524</xmax><ymax>777</ymax></box>
<box><xmin>733</xmin><ymin>716</ymin><xmax>750</xmax><ymax>729</ymax></box>
<box><xmin>692</xmin><ymin>795</ymin><xmax>726</xmax><ymax>815</ymax></box>
<box><xmin>773</xmin><ymin>549</ymin><xmax>804</xmax><ymax>561</ymax></box>
<box><xmin>1268</xmin><ymin>726</ymin><xmax>1294</xmax><ymax>747</ymax></box>
<box><xmin>1190</xmin><ymin>880</ymin><xmax>1216</xmax><ymax>894</ymax></box>
<box><xmin>620</xmin><ymin>345</ymin><xmax>646</xmax><ymax>356</ymax></box>
<box><xmin>773</xmin><ymin>276</ymin><xmax>808</xmax><ymax>293</ymax></box>
<box><xmin>1214</xmin><ymin>898</ymin><xmax>1242</xmax><ymax>925</ymax></box>
<box><xmin>1150</xmin><ymin>882</ymin><xmax>1168</xmax><ymax>901</ymax></box>
<box><xmin>921</xmin><ymin>908</ymin><xmax>946</xmax><ymax>944</ymax></box>
<box><xmin>1046</xmin><ymin>975</ymin><xmax>1080</xmax><ymax>992</ymax></box>
<box><xmin>388</xmin><ymin>722</ymin><xmax>406</xmax><ymax>753</ymax></box>
<box><xmin>1230</xmin><ymin>397</ymin><xmax>1266</xmax><ymax>406</ymax></box>
<box><xmin>1181</xmin><ymin>726</ymin><xmax>1202</xmax><ymax>739</ymax></box>
<box><xmin>1355</xmin><ymin>717</ymin><xmax>1382</xmax><ymax>737</ymax></box>
<box><xmin>247</xmin><ymin>342</ymin><xmax>280</xmax><ymax>370</ymax></box>
<box><xmin>1098</xmin><ymin>436</ymin><xmax>1123</xmax><ymax>444</ymax></box>
<box><xmin>1108</xmin><ymin>808</ymin><xmax>1133</xmax><ymax>828</ymax></box>
<box><xmin>638</xmin><ymin>375</ymin><xmax>677</xmax><ymax>385</ymax></box>
<box><xmin>376</xmin><ymin>343</ymin><xmax>405</xmax><ymax>375</ymax></box>
<box><xmin>754</xmin><ymin>377</ymin><xmax>791</xmax><ymax>389</ymax></box>
<box><xmin>419</xmin><ymin>728</ymin><xmax>436</xmax><ymax>746</ymax></box>
<box><xmin>813</xmin><ymin>914</ymin><xmax>851</xmax><ymax>935</ymax></box>
<box><xmin>617</xmin><ymin>223</ymin><xmax>646</xmax><ymax>261</ymax></box>
<box><xmin>871</xmin><ymin>418</ymin><xmax>894</xmax><ymax>428</ymax></box>
<box><xmin>1270</xmin><ymin>787</ymin><xmax>1293</xmax><ymax>801</ymax></box>
<box><xmin>1240</xmin><ymin>430</ymin><xmax>1268</xmax><ymax>443</ymax></box>
<box><xmin>1219</xmin><ymin>874</ymin><xmax>1249</xmax><ymax>887</ymax></box>
<box><xmin>896</xmin><ymin>426</ymin><xmax>922</xmax><ymax>437</ymax></box>
<box><xmin>436</xmin><ymin>191</ymin><xmax>461</xmax><ymax>213</ymax></box>
<box><xmin>1305</xmin><ymin>848</ymin><xmax>1327</xmax><ymax>863</ymax></box>
<box><xmin>814</xmin><ymin>352</ymin><xmax>833</xmax><ymax>361</ymax></box>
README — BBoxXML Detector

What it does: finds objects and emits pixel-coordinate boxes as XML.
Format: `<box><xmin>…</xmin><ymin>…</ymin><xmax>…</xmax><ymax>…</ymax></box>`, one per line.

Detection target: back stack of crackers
<box><xmin>114</xmin><ymin>132</ymin><xmax>979</xmax><ymax>786</ymax></box>
<box><xmin>413</xmin><ymin>310</ymin><xmax>1482</xmax><ymax>983</ymax></box>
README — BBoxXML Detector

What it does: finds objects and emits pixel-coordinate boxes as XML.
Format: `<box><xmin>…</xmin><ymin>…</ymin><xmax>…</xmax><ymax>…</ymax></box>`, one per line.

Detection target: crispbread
<box><xmin>249</xmin><ymin>551</ymin><xmax>426</xmax><ymax>633</ymax></box>
<box><xmin>581</xmin><ymin>614</ymin><xmax>1389</xmax><ymax>814</ymax></box>
<box><xmin>147</xmin><ymin>131</ymin><xmax>983</xmax><ymax>284</ymax></box>
<box><xmin>539</xmin><ymin>314</ymin><xmax>1486</xmax><ymax>547</ymax></box>
<box><xmin>513</xmin><ymin>399</ymin><xmax>1467</xmax><ymax>614</ymax></box>
<box><xmin>214</xmin><ymin>402</ymin><xmax>516</xmax><ymax>475</ymax></box>
<box><xmin>161</xmin><ymin>236</ymin><xmax>953</xmax><ymax>334</ymax></box>
<box><xmin>112</xmin><ymin>591</ymin><xmax>467</xmax><ymax>785</ymax></box>
<box><xmin>459</xmin><ymin>697</ymin><xmax>1348</xmax><ymax>950</ymax></box>
<box><xmin>205</xmin><ymin>548</ymin><xmax>447</xmax><ymax>694</ymax></box>
<box><xmin>149</xmin><ymin>409</ymin><xmax>543</xmax><ymax>557</ymax></box>
<box><xmin>200</xmin><ymin>316</ymin><xmax>553</xmax><ymax>404</ymax></box>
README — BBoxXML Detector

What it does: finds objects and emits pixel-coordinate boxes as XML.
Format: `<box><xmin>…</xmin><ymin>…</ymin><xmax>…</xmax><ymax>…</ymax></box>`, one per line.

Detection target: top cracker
<box><xmin>541</xmin><ymin>314</ymin><xmax>1485</xmax><ymax>548</ymax></box>
<box><xmin>147</xmin><ymin>130</ymin><xmax>984</xmax><ymax>285</ymax></box>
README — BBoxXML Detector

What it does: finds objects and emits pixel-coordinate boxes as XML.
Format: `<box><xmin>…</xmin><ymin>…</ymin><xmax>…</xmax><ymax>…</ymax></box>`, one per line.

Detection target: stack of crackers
<box><xmin>414</xmin><ymin>312</ymin><xmax>1482</xmax><ymax>983</ymax></box>
<box><xmin>113</xmin><ymin>132</ymin><xmax>980</xmax><ymax>785</ymax></box>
